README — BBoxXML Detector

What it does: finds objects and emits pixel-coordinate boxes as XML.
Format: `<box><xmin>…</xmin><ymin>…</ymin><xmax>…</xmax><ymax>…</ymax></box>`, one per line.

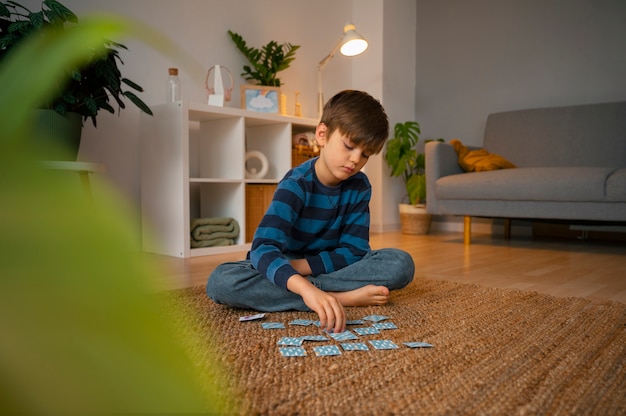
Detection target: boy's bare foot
<box><xmin>331</xmin><ymin>285</ymin><xmax>390</xmax><ymax>307</ymax></box>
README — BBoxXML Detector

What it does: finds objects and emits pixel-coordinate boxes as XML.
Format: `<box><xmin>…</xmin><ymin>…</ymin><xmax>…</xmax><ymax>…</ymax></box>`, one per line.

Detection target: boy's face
<box><xmin>314</xmin><ymin>123</ymin><xmax>370</xmax><ymax>187</ymax></box>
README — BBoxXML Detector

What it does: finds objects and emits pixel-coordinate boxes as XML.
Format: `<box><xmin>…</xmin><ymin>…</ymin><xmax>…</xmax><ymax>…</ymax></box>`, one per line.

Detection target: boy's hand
<box><xmin>286</xmin><ymin>274</ymin><xmax>346</xmax><ymax>333</ymax></box>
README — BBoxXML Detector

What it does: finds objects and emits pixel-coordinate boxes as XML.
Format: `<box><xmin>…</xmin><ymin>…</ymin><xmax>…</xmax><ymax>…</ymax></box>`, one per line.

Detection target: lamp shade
<box><xmin>339</xmin><ymin>24</ymin><xmax>368</xmax><ymax>56</ymax></box>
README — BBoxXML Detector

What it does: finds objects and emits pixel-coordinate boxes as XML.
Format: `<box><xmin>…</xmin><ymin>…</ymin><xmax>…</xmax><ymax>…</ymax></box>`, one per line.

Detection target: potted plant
<box><xmin>384</xmin><ymin>121</ymin><xmax>443</xmax><ymax>234</ymax></box>
<box><xmin>0</xmin><ymin>0</ymin><xmax>152</xmax><ymax>159</ymax></box>
<box><xmin>227</xmin><ymin>30</ymin><xmax>299</xmax><ymax>87</ymax></box>
<box><xmin>227</xmin><ymin>30</ymin><xmax>299</xmax><ymax>113</ymax></box>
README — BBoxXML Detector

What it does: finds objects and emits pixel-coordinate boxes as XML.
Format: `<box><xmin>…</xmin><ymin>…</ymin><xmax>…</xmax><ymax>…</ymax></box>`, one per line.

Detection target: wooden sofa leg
<box><xmin>504</xmin><ymin>219</ymin><xmax>511</xmax><ymax>240</ymax></box>
<box><xmin>464</xmin><ymin>216</ymin><xmax>471</xmax><ymax>245</ymax></box>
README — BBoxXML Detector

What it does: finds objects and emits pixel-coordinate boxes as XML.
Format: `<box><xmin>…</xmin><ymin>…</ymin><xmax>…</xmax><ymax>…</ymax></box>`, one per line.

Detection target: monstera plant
<box><xmin>384</xmin><ymin>121</ymin><xmax>444</xmax><ymax>234</ymax></box>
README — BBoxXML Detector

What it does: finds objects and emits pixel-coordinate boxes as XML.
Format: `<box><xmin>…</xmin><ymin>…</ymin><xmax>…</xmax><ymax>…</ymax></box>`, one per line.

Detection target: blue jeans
<box><xmin>205</xmin><ymin>248</ymin><xmax>415</xmax><ymax>311</ymax></box>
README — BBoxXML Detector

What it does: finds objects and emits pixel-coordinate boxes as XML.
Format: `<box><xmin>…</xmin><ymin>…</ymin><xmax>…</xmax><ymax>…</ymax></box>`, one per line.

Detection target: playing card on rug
<box><xmin>300</xmin><ymin>335</ymin><xmax>329</xmax><ymax>342</ymax></box>
<box><xmin>313</xmin><ymin>345</ymin><xmax>342</xmax><ymax>356</ymax></box>
<box><xmin>239</xmin><ymin>313</ymin><xmax>265</xmax><ymax>322</ymax></box>
<box><xmin>363</xmin><ymin>314</ymin><xmax>389</xmax><ymax>322</ymax></box>
<box><xmin>326</xmin><ymin>330</ymin><xmax>359</xmax><ymax>341</ymax></box>
<box><xmin>403</xmin><ymin>341</ymin><xmax>434</xmax><ymax>348</ymax></box>
<box><xmin>346</xmin><ymin>319</ymin><xmax>366</xmax><ymax>325</ymax></box>
<box><xmin>279</xmin><ymin>347</ymin><xmax>307</xmax><ymax>357</ymax></box>
<box><xmin>277</xmin><ymin>337</ymin><xmax>304</xmax><ymax>346</ymax></box>
<box><xmin>289</xmin><ymin>319</ymin><xmax>313</xmax><ymax>326</ymax></box>
<box><xmin>261</xmin><ymin>322</ymin><xmax>285</xmax><ymax>329</ymax></box>
<box><xmin>341</xmin><ymin>342</ymin><xmax>369</xmax><ymax>351</ymax></box>
<box><xmin>373</xmin><ymin>322</ymin><xmax>398</xmax><ymax>330</ymax></box>
<box><xmin>369</xmin><ymin>340</ymin><xmax>399</xmax><ymax>350</ymax></box>
<box><xmin>353</xmin><ymin>327</ymin><xmax>380</xmax><ymax>336</ymax></box>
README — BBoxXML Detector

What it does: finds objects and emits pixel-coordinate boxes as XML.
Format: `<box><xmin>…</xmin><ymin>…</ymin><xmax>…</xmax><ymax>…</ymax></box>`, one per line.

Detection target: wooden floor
<box><xmin>151</xmin><ymin>231</ymin><xmax>626</xmax><ymax>304</ymax></box>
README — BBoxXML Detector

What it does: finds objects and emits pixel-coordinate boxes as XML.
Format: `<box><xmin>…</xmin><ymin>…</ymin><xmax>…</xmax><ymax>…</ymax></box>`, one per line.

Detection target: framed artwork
<box><xmin>240</xmin><ymin>85</ymin><xmax>280</xmax><ymax>113</ymax></box>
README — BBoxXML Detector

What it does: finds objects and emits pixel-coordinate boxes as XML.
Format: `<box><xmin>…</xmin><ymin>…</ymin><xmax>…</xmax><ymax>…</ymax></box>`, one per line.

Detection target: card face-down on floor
<box><xmin>279</xmin><ymin>347</ymin><xmax>307</xmax><ymax>357</ymax></box>
<box><xmin>341</xmin><ymin>342</ymin><xmax>369</xmax><ymax>351</ymax></box>
<box><xmin>363</xmin><ymin>314</ymin><xmax>389</xmax><ymax>323</ymax></box>
<box><xmin>313</xmin><ymin>345</ymin><xmax>342</xmax><ymax>356</ymax></box>
<box><xmin>326</xmin><ymin>330</ymin><xmax>359</xmax><ymax>341</ymax></box>
<box><xmin>373</xmin><ymin>322</ymin><xmax>398</xmax><ymax>330</ymax></box>
<box><xmin>369</xmin><ymin>340</ymin><xmax>399</xmax><ymax>350</ymax></box>
<box><xmin>403</xmin><ymin>341</ymin><xmax>433</xmax><ymax>348</ymax></box>
<box><xmin>262</xmin><ymin>322</ymin><xmax>285</xmax><ymax>329</ymax></box>
<box><xmin>289</xmin><ymin>319</ymin><xmax>314</xmax><ymax>326</ymax></box>
<box><xmin>300</xmin><ymin>335</ymin><xmax>329</xmax><ymax>342</ymax></box>
<box><xmin>353</xmin><ymin>327</ymin><xmax>380</xmax><ymax>336</ymax></box>
<box><xmin>277</xmin><ymin>337</ymin><xmax>304</xmax><ymax>346</ymax></box>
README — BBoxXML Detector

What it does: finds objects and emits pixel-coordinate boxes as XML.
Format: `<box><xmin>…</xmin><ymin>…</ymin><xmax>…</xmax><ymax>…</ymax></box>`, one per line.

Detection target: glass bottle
<box><xmin>167</xmin><ymin>67</ymin><xmax>181</xmax><ymax>103</ymax></box>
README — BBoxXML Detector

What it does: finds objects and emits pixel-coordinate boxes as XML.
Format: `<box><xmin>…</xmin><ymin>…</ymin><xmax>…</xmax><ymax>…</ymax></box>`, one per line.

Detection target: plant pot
<box><xmin>30</xmin><ymin>110</ymin><xmax>83</xmax><ymax>160</ymax></box>
<box><xmin>399</xmin><ymin>203</ymin><xmax>432</xmax><ymax>235</ymax></box>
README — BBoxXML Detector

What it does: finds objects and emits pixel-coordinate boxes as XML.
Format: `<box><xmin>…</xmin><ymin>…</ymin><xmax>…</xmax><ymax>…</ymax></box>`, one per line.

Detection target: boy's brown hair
<box><xmin>320</xmin><ymin>90</ymin><xmax>389</xmax><ymax>155</ymax></box>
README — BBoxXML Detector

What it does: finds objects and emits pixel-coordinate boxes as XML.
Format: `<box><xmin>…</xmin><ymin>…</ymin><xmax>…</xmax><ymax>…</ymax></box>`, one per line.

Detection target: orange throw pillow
<box><xmin>450</xmin><ymin>139</ymin><xmax>516</xmax><ymax>172</ymax></box>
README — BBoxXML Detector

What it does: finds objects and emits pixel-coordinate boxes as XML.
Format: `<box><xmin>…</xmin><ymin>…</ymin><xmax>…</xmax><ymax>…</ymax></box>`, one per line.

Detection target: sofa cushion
<box><xmin>483</xmin><ymin>102</ymin><xmax>626</xmax><ymax>168</ymax></box>
<box><xmin>436</xmin><ymin>167</ymin><xmax>617</xmax><ymax>202</ymax></box>
<box><xmin>607</xmin><ymin>168</ymin><xmax>626</xmax><ymax>201</ymax></box>
<box><xmin>450</xmin><ymin>139</ymin><xmax>516</xmax><ymax>172</ymax></box>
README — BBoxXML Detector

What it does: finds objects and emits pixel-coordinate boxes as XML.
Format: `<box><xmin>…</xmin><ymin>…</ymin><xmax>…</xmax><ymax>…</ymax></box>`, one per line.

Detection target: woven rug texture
<box><xmin>165</xmin><ymin>279</ymin><xmax>626</xmax><ymax>415</ymax></box>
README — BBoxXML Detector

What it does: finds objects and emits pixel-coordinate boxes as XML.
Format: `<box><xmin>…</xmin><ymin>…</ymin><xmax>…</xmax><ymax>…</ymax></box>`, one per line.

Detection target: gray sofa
<box><xmin>425</xmin><ymin>101</ymin><xmax>626</xmax><ymax>244</ymax></box>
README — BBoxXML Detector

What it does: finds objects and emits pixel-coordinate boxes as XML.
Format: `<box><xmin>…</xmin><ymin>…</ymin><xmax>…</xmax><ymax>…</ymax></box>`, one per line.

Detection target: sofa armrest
<box><xmin>425</xmin><ymin>141</ymin><xmax>463</xmax><ymax>213</ymax></box>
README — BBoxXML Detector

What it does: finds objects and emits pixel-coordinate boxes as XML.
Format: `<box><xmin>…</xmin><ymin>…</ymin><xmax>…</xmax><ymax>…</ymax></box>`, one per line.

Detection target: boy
<box><xmin>206</xmin><ymin>90</ymin><xmax>415</xmax><ymax>334</ymax></box>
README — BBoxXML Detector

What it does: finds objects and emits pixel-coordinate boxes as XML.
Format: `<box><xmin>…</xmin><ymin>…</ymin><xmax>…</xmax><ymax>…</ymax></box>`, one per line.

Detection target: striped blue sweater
<box><xmin>250</xmin><ymin>157</ymin><xmax>372</xmax><ymax>289</ymax></box>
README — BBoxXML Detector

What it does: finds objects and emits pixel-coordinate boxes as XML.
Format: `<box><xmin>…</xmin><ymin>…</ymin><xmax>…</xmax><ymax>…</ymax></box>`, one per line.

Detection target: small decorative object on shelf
<box><xmin>294</xmin><ymin>91</ymin><xmax>302</xmax><ymax>117</ymax></box>
<box><xmin>245</xmin><ymin>151</ymin><xmax>269</xmax><ymax>179</ymax></box>
<box><xmin>280</xmin><ymin>93</ymin><xmax>287</xmax><ymax>115</ymax></box>
<box><xmin>167</xmin><ymin>68</ymin><xmax>181</xmax><ymax>103</ymax></box>
<box><xmin>240</xmin><ymin>85</ymin><xmax>280</xmax><ymax>113</ymax></box>
<box><xmin>206</xmin><ymin>65</ymin><xmax>234</xmax><ymax>107</ymax></box>
<box><xmin>291</xmin><ymin>131</ymin><xmax>318</xmax><ymax>167</ymax></box>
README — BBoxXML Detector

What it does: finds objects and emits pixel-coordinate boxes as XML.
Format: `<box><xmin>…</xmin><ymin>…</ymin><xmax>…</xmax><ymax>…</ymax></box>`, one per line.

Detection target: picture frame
<box><xmin>240</xmin><ymin>85</ymin><xmax>280</xmax><ymax>113</ymax></box>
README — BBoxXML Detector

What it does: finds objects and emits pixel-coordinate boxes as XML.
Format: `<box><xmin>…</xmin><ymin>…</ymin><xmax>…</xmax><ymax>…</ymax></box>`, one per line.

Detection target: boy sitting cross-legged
<box><xmin>206</xmin><ymin>90</ymin><xmax>415</xmax><ymax>334</ymax></box>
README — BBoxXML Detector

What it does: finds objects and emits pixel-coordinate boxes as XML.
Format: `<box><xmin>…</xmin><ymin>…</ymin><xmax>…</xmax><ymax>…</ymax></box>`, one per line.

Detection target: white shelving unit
<box><xmin>140</xmin><ymin>101</ymin><xmax>318</xmax><ymax>258</ymax></box>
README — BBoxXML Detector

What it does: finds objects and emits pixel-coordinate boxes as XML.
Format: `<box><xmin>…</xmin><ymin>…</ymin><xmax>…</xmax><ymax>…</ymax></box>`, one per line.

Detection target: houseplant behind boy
<box><xmin>384</xmin><ymin>120</ymin><xmax>443</xmax><ymax>234</ymax></box>
<box><xmin>0</xmin><ymin>0</ymin><xmax>152</xmax><ymax>160</ymax></box>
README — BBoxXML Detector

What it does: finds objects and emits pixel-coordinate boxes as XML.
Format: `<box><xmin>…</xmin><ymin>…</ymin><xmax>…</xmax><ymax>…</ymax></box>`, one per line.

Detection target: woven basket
<box><xmin>399</xmin><ymin>204</ymin><xmax>432</xmax><ymax>235</ymax></box>
<box><xmin>292</xmin><ymin>145</ymin><xmax>319</xmax><ymax>167</ymax></box>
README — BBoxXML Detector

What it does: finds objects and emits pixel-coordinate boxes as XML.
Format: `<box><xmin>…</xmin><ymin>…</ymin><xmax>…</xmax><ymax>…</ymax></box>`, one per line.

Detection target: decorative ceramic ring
<box><xmin>245</xmin><ymin>150</ymin><xmax>269</xmax><ymax>179</ymax></box>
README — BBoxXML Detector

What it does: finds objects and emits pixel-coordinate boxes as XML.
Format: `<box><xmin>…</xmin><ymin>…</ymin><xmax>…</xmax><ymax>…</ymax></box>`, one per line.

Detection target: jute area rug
<box><xmin>165</xmin><ymin>279</ymin><xmax>626</xmax><ymax>415</ymax></box>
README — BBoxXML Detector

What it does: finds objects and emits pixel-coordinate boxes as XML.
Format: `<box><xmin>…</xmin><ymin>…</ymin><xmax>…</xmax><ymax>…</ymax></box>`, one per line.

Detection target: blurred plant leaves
<box><xmin>0</xmin><ymin>14</ymin><xmax>232</xmax><ymax>414</ymax></box>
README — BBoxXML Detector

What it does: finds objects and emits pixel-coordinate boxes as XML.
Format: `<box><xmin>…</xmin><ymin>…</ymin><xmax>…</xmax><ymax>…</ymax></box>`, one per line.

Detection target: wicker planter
<box><xmin>399</xmin><ymin>203</ymin><xmax>432</xmax><ymax>235</ymax></box>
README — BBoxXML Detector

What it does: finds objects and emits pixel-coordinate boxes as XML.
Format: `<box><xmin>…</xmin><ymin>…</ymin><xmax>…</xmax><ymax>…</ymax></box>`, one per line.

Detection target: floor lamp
<box><xmin>317</xmin><ymin>23</ymin><xmax>368</xmax><ymax>117</ymax></box>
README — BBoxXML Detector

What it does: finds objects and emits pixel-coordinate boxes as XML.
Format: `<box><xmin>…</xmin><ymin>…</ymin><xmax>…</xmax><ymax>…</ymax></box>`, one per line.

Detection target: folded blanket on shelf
<box><xmin>190</xmin><ymin>217</ymin><xmax>240</xmax><ymax>248</ymax></box>
<box><xmin>191</xmin><ymin>237</ymin><xmax>235</xmax><ymax>248</ymax></box>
